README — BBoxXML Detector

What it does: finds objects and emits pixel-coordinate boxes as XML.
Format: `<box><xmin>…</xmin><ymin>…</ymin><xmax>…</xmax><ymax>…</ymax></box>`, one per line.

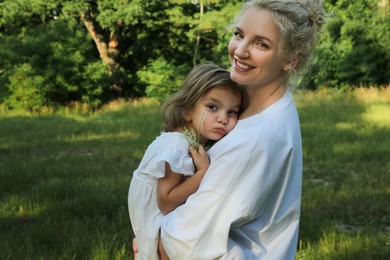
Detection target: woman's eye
<box><xmin>255</xmin><ymin>41</ymin><xmax>269</xmax><ymax>49</ymax></box>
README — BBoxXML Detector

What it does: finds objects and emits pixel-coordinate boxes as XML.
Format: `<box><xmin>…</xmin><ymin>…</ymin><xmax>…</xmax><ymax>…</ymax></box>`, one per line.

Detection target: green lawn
<box><xmin>0</xmin><ymin>88</ymin><xmax>389</xmax><ymax>259</ymax></box>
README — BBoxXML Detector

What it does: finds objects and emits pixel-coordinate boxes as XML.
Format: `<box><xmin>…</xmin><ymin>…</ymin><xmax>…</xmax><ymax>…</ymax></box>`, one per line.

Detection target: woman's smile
<box><xmin>234</xmin><ymin>59</ymin><xmax>254</xmax><ymax>71</ymax></box>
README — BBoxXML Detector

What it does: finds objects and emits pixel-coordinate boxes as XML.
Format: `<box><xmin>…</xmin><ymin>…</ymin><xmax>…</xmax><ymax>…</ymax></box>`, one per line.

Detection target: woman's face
<box><xmin>228</xmin><ymin>7</ymin><xmax>286</xmax><ymax>89</ymax></box>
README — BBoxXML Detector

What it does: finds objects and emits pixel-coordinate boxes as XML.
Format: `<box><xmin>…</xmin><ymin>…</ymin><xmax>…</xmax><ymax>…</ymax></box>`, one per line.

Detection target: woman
<box><xmin>158</xmin><ymin>0</ymin><xmax>326</xmax><ymax>259</ymax></box>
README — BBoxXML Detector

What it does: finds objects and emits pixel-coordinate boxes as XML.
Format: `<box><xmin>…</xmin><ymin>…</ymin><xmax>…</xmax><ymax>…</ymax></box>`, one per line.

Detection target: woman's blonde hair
<box><xmin>160</xmin><ymin>62</ymin><xmax>247</xmax><ymax>132</ymax></box>
<box><xmin>240</xmin><ymin>0</ymin><xmax>327</xmax><ymax>86</ymax></box>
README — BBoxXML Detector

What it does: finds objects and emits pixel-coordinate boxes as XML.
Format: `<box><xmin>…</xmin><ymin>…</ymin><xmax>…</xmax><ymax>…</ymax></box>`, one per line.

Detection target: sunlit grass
<box><xmin>0</xmin><ymin>89</ymin><xmax>389</xmax><ymax>259</ymax></box>
<box><xmin>297</xmin><ymin>230</ymin><xmax>389</xmax><ymax>260</ymax></box>
<box><xmin>0</xmin><ymin>98</ymin><xmax>161</xmax><ymax>259</ymax></box>
<box><xmin>62</xmin><ymin>131</ymin><xmax>141</xmax><ymax>142</ymax></box>
<box><xmin>362</xmin><ymin>104</ymin><xmax>390</xmax><ymax>127</ymax></box>
<box><xmin>0</xmin><ymin>195</ymin><xmax>47</xmax><ymax>218</ymax></box>
<box><xmin>294</xmin><ymin>87</ymin><xmax>390</xmax><ymax>259</ymax></box>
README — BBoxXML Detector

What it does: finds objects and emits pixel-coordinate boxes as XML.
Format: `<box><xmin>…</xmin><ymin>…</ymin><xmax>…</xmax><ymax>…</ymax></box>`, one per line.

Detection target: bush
<box><xmin>5</xmin><ymin>64</ymin><xmax>45</xmax><ymax>110</ymax></box>
<box><xmin>137</xmin><ymin>57</ymin><xmax>190</xmax><ymax>100</ymax></box>
<box><xmin>307</xmin><ymin>0</ymin><xmax>390</xmax><ymax>89</ymax></box>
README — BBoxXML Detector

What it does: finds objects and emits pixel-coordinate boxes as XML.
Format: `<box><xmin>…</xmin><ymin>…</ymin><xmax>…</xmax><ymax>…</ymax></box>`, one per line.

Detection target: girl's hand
<box><xmin>189</xmin><ymin>145</ymin><xmax>209</xmax><ymax>173</ymax></box>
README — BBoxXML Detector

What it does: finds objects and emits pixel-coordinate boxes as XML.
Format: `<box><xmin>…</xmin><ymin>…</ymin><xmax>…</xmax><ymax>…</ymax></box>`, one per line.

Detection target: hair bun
<box><xmin>308</xmin><ymin>11</ymin><xmax>316</xmax><ymax>26</ymax></box>
<box><xmin>300</xmin><ymin>0</ymin><xmax>326</xmax><ymax>29</ymax></box>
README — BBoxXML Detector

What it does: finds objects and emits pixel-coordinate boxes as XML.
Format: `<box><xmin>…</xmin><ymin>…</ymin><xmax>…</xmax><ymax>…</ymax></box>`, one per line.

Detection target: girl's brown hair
<box><xmin>160</xmin><ymin>62</ymin><xmax>247</xmax><ymax>132</ymax></box>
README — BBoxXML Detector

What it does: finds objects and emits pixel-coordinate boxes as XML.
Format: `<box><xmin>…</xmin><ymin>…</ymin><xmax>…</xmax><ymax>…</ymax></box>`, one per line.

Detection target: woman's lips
<box><xmin>234</xmin><ymin>59</ymin><xmax>254</xmax><ymax>71</ymax></box>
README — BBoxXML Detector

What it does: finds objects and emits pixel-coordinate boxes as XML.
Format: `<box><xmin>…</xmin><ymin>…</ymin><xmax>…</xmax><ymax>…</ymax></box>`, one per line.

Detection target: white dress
<box><xmin>160</xmin><ymin>91</ymin><xmax>303</xmax><ymax>259</ymax></box>
<box><xmin>128</xmin><ymin>132</ymin><xmax>194</xmax><ymax>260</ymax></box>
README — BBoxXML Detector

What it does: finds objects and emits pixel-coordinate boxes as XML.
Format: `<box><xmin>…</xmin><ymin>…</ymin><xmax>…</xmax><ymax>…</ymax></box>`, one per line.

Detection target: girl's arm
<box><xmin>157</xmin><ymin>145</ymin><xmax>209</xmax><ymax>215</ymax></box>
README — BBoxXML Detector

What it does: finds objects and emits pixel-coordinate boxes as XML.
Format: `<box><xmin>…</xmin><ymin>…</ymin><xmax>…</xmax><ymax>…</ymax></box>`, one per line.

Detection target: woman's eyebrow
<box><xmin>255</xmin><ymin>35</ymin><xmax>273</xmax><ymax>44</ymax></box>
<box><xmin>235</xmin><ymin>26</ymin><xmax>273</xmax><ymax>44</ymax></box>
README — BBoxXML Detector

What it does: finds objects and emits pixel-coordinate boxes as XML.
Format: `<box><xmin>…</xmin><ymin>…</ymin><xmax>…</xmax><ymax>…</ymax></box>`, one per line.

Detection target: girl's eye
<box><xmin>228</xmin><ymin>110</ymin><xmax>239</xmax><ymax>116</ymax></box>
<box><xmin>233</xmin><ymin>31</ymin><xmax>243</xmax><ymax>39</ymax></box>
<box><xmin>207</xmin><ymin>104</ymin><xmax>217</xmax><ymax>111</ymax></box>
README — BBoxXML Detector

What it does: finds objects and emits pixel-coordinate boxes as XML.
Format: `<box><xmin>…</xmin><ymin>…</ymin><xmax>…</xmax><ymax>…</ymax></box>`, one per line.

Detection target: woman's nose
<box><xmin>234</xmin><ymin>42</ymin><xmax>250</xmax><ymax>59</ymax></box>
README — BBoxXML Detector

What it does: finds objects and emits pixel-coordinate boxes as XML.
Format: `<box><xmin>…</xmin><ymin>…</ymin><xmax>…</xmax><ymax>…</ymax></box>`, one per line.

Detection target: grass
<box><xmin>0</xmin><ymin>98</ymin><xmax>162</xmax><ymax>259</ymax></box>
<box><xmin>0</xmin><ymin>88</ymin><xmax>389</xmax><ymax>259</ymax></box>
<box><xmin>294</xmin><ymin>87</ymin><xmax>390</xmax><ymax>259</ymax></box>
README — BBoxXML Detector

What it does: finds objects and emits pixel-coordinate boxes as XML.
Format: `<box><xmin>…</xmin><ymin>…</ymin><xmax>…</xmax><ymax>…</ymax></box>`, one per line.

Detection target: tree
<box><xmin>0</xmin><ymin>0</ymin><xmax>243</xmax><ymax>108</ymax></box>
<box><xmin>137</xmin><ymin>0</ymin><xmax>242</xmax><ymax>99</ymax></box>
<box><xmin>307</xmin><ymin>0</ymin><xmax>390</xmax><ymax>88</ymax></box>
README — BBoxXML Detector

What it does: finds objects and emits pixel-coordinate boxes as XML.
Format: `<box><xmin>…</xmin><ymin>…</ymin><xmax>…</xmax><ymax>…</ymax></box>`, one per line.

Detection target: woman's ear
<box><xmin>283</xmin><ymin>52</ymin><xmax>301</xmax><ymax>72</ymax></box>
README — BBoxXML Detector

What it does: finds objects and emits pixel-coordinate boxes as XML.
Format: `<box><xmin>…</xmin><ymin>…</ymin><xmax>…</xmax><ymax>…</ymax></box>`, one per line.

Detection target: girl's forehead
<box><xmin>201</xmin><ymin>87</ymin><xmax>241</xmax><ymax>101</ymax></box>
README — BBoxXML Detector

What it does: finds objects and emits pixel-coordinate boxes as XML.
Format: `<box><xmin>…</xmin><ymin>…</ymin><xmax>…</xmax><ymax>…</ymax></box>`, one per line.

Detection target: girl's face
<box><xmin>228</xmin><ymin>7</ymin><xmax>287</xmax><ymax>89</ymax></box>
<box><xmin>185</xmin><ymin>87</ymin><xmax>241</xmax><ymax>144</ymax></box>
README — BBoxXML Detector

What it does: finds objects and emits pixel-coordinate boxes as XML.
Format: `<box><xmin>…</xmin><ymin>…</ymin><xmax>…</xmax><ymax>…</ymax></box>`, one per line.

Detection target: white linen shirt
<box><xmin>160</xmin><ymin>91</ymin><xmax>302</xmax><ymax>259</ymax></box>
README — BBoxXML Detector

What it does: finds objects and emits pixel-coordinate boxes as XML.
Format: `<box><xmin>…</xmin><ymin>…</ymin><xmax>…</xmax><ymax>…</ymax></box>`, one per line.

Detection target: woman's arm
<box><xmin>157</xmin><ymin>145</ymin><xmax>209</xmax><ymax>215</ymax></box>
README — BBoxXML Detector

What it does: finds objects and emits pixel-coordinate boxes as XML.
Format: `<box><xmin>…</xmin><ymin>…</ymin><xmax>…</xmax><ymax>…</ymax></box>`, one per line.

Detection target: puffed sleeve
<box><xmin>135</xmin><ymin>133</ymin><xmax>195</xmax><ymax>179</ymax></box>
<box><xmin>155</xmin><ymin>147</ymin><xmax>195</xmax><ymax>176</ymax></box>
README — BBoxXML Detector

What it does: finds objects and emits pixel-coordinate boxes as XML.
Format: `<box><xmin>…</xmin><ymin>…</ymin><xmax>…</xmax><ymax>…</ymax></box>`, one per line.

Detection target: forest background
<box><xmin>0</xmin><ymin>0</ymin><xmax>389</xmax><ymax>110</ymax></box>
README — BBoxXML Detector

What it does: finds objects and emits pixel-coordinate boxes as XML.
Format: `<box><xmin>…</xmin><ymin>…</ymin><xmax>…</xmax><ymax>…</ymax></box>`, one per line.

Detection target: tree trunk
<box><xmin>193</xmin><ymin>1</ymin><xmax>204</xmax><ymax>67</ymax></box>
<box><xmin>81</xmin><ymin>11</ymin><xmax>122</xmax><ymax>93</ymax></box>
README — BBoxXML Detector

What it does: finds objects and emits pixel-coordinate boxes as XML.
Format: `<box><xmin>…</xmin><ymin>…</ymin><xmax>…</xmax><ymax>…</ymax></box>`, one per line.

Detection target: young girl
<box><xmin>127</xmin><ymin>63</ymin><xmax>246</xmax><ymax>259</ymax></box>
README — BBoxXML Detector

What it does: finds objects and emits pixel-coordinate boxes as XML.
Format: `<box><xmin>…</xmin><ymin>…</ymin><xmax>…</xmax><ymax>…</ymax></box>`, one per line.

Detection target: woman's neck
<box><xmin>240</xmin><ymin>81</ymin><xmax>287</xmax><ymax>119</ymax></box>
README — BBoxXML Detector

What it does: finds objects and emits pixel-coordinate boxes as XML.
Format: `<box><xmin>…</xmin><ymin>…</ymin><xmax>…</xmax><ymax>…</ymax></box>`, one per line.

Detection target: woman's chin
<box><xmin>230</xmin><ymin>72</ymin><xmax>246</xmax><ymax>85</ymax></box>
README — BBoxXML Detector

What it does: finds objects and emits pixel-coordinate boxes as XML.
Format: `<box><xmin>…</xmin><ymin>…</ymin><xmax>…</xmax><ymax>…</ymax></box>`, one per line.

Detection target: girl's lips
<box><xmin>214</xmin><ymin>128</ymin><xmax>226</xmax><ymax>135</ymax></box>
<box><xmin>234</xmin><ymin>59</ymin><xmax>254</xmax><ymax>72</ymax></box>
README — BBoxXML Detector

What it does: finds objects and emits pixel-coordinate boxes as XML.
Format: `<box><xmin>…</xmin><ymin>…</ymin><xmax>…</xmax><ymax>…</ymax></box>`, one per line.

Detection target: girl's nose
<box><xmin>217</xmin><ymin>113</ymin><xmax>227</xmax><ymax>125</ymax></box>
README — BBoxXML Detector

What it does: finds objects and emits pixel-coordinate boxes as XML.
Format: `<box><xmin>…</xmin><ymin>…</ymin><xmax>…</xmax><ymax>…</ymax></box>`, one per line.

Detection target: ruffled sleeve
<box><xmin>139</xmin><ymin>133</ymin><xmax>195</xmax><ymax>179</ymax></box>
<box><xmin>155</xmin><ymin>148</ymin><xmax>195</xmax><ymax>176</ymax></box>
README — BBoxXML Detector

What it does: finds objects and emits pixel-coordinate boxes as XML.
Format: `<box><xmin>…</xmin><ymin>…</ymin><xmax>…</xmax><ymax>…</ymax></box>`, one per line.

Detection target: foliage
<box><xmin>0</xmin><ymin>0</ymin><xmax>242</xmax><ymax>107</ymax></box>
<box><xmin>6</xmin><ymin>64</ymin><xmax>45</xmax><ymax>110</ymax></box>
<box><xmin>0</xmin><ymin>0</ymin><xmax>389</xmax><ymax>108</ymax></box>
<box><xmin>137</xmin><ymin>57</ymin><xmax>190</xmax><ymax>100</ymax></box>
<box><xmin>131</xmin><ymin>0</ymin><xmax>241</xmax><ymax>99</ymax></box>
<box><xmin>0</xmin><ymin>18</ymin><xmax>108</xmax><ymax>109</ymax></box>
<box><xmin>307</xmin><ymin>0</ymin><xmax>390</xmax><ymax>89</ymax></box>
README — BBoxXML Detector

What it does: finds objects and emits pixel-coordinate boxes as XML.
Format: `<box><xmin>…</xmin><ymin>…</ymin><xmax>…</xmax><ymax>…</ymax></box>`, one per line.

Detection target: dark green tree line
<box><xmin>308</xmin><ymin>0</ymin><xmax>389</xmax><ymax>88</ymax></box>
<box><xmin>0</xmin><ymin>0</ymin><xmax>241</xmax><ymax>109</ymax></box>
<box><xmin>0</xmin><ymin>0</ymin><xmax>388</xmax><ymax>110</ymax></box>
